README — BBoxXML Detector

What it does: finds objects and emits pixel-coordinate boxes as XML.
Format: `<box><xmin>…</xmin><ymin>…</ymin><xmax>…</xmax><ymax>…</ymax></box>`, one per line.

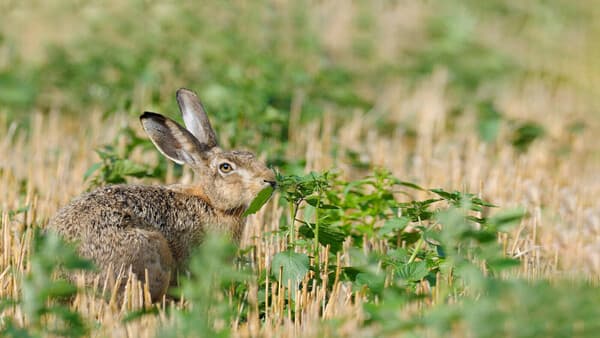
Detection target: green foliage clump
<box><xmin>423</xmin><ymin>278</ymin><xmax>600</xmax><ymax>338</ymax></box>
<box><xmin>511</xmin><ymin>121</ymin><xmax>546</xmax><ymax>152</ymax></box>
<box><xmin>0</xmin><ymin>230</ymin><xmax>94</xmax><ymax>338</ymax></box>
<box><xmin>85</xmin><ymin>125</ymin><xmax>171</xmax><ymax>189</ymax></box>
<box><xmin>275</xmin><ymin>170</ymin><xmax>516</xmax><ymax>298</ymax></box>
<box><xmin>159</xmin><ymin>234</ymin><xmax>248</xmax><ymax>338</ymax></box>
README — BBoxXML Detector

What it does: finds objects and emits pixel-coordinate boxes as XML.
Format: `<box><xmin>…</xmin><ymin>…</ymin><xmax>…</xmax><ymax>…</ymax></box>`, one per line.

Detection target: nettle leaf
<box><xmin>378</xmin><ymin>217</ymin><xmax>410</xmax><ymax>236</ymax></box>
<box><xmin>95</xmin><ymin>146</ymin><xmax>114</xmax><ymax>160</ymax></box>
<box><xmin>271</xmin><ymin>250</ymin><xmax>309</xmax><ymax>286</ymax></box>
<box><xmin>122</xmin><ymin>307</ymin><xmax>159</xmax><ymax>323</ymax></box>
<box><xmin>62</xmin><ymin>253</ymin><xmax>95</xmax><ymax>271</ymax></box>
<box><xmin>392</xmin><ymin>179</ymin><xmax>424</xmax><ymax>191</ymax></box>
<box><xmin>243</xmin><ymin>186</ymin><xmax>274</xmax><ymax>216</ymax></box>
<box><xmin>298</xmin><ymin>222</ymin><xmax>346</xmax><ymax>253</ymax></box>
<box><xmin>430</xmin><ymin>188</ymin><xmax>459</xmax><ymax>201</ymax></box>
<box><xmin>355</xmin><ymin>272</ymin><xmax>385</xmax><ymax>295</ymax></box>
<box><xmin>471</xmin><ymin>196</ymin><xmax>497</xmax><ymax>208</ymax></box>
<box><xmin>341</xmin><ymin>266</ymin><xmax>362</xmax><ymax>282</ymax></box>
<box><xmin>396</xmin><ymin>261</ymin><xmax>428</xmax><ymax>282</ymax></box>
<box><xmin>477</xmin><ymin>100</ymin><xmax>503</xmax><ymax>143</ymax></box>
<box><xmin>488</xmin><ymin>208</ymin><xmax>526</xmax><ymax>231</ymax></box>
<box><xmin>83</xmin><ymin>162</ymin><xmax>102</xmax><ymax>181</ymax></box>
<box><xmin>42</xmin><ymin>280</ymin><xmax>78</xmax><ymax>299</ymax></box>
<box><xmin>113</xmin><ymin>159</ymin><xmax>149</xmax><ymax>177</ymax></box>
<box><xmin>512</xmin><ymin>121</ymin><xmax>545</xmax><ymax>152</ymax></box>
<box><xmin>305</xmin><ymin>196</ymin><xmax>340</xmax><ymax>209</ymax></box>
<box><xmin>400</xmin><ymin>231</ymin><xmax>422</xmax><ymax>245</ymax></box>
<box><xmin>461</xmin><ymin>229</ymin><xmax>496</xmax><ymax>243</ymax></box>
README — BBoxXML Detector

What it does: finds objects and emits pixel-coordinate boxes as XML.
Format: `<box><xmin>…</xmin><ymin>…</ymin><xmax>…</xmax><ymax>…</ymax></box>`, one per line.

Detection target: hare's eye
<box><xmin>219</xmin><ymin>162</ymin><xmax>234</xmax><ymax>173</ymax></box>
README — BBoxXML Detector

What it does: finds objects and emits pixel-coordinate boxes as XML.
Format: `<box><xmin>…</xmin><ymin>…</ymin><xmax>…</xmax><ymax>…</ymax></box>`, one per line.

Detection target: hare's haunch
<box><xmin>49</xmin><ymin>88</ymin><xmax>275</xmax><ymax>301</ymax></box>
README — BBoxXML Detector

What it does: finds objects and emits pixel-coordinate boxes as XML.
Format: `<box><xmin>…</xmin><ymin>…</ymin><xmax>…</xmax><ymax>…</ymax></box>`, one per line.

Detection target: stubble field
<box><xmin>1</xmin><ymin>1</ymin><xmax>600</xmax><ymax>337</ymax></box>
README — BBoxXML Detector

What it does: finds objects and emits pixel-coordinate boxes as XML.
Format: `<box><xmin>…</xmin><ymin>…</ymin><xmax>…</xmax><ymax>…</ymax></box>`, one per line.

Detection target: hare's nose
<box><xmin>264</xmin><ymin>180</ymin><xmax>277</xmax><ymax>188</ymax></box>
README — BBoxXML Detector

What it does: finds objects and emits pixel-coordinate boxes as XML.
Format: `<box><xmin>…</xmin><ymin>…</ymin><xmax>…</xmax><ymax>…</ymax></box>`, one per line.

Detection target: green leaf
<box><xmin>0</xmin><ymin>298</ymin><xmax>16</xmax><ymax>312</ymax></box>
<box><xmin>62</xmin><ymin>254</ymin><xmax>96</xmax><ymax>271</ymax></box>
<box><xmin>42</xmin><ymin>280</ymin><xmax>78</xmax><ymax>299</ymax></box>
<box><xmin>392</xmin><ymin>179</ymin><xmax>424</xmax><ymax>191</ymax></box>
<box><xmin>305</xmin><ymin>196</ymin><xmax>340</xmax><ymax>209</ymax></box>
<box><xmin>271</xmin><ymin>250</ymin><xmax>310</xmax><ymax>286</ymax></box>
<box><xmin>471</xmin><ymin>197</ymin><xmax>497</xmax><ymax>208</ymax></box>
<box><xmin>298</xmin><ymin>222</ymin><xmax>347</xmax><ymax>254</ymax></box>
<box><xmin>340</xmin><ymin>266</ymin><xmax>362</xmax><ymax>282</ymax></box>
<box><xmin>45</xmin><ymin>305</ymin><xmax>88</xmax><ymax>337</ymax></box>
<box><xmin>1</xmin><ymin>319</ymin><xmax>34</xmax><ymax>338</ymax></box>
<box><xmin>477</xmin><ymin>100</ymin><xmax>502</xmax><ymax>142</ymax></box>
<box><xmin>461</xmin><ymin>229</ymin><xmax>497</xmax><ymax>243</ymax></box>
<box><xmin>511</xmin><ymin>122</ymin><xmax>545</xmax><ymax>152</ymax></box>
<box><xmin>8</xmin><ymin>205</ymin><xmax>30</xmax><ymax>219</ymax></box>
<box><xmin>355</xmin><ymin>272</ymin><xmax>385</xmax><ymax>295</ymax></box>
<box><xmin>114</xmin><ymin>159</ymin><xmax>148</xmax><ymax>177</ymax></box>
<box><xmin>430</xmin><ymin>188</ymin><xmax>459</xmax><ymax>201</ymax></box>
<box><xmin>378</xmin><ymin>217</ymin><xmax>410</xmax><ymax>236</ymax></box>
<box><xmin>83</xmin><ymin>162</ymin><xmax>102</xmax><ymax>181</ymax></box>
<box><xmin>396</xmin><ymin>261</ymin><xmax>428</xmax><ymax>282</ymax></box>
<box><xmin>122</xmin><ymin>307</ymin><xmax>159</xmax><ymax>323</ymax></box>
<box><xmin>243</xmin><ymin>186</ymin><xmax>274</xmax><ymax>216</ymax></box>
<box><xmin>488</xmin><ymin>208</ymin><xmax>527</xmax><ymax>231</ymax></box>
<box><xmin>95</xmin><ymin>146</ymin><xmax>114</xmax><ymax>160</ymax></box>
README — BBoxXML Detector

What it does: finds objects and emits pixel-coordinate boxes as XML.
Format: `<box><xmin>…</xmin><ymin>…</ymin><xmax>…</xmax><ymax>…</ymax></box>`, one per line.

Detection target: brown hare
<box><xmin>49</xmin><ymin>88</ymin><xmax>276</xmax><ymax>302</ymax></box>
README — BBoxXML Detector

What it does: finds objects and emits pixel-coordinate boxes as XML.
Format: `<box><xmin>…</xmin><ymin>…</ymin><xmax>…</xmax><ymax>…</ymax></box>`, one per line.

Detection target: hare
<box><xmin>49</xmin><ymin>88</ymin><xmax>276</xmax><ymax>302</ymax></box>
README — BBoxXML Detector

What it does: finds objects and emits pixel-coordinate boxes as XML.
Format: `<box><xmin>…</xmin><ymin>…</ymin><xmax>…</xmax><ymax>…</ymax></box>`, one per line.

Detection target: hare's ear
<box><xmin>140</xmin><ymin>112</ymin><xmax>205</xmax><ymax>165</ymax></box>
<box><xmin>176</xmin><ymin>88</ymin><xmax>218</xmax><ymax>149</ymax></box>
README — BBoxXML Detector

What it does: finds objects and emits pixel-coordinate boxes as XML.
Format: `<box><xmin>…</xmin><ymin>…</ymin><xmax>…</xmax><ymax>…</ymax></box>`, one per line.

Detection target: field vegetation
<box><xmin>1</xmin><ymin>1</ymin><xmax>599</xmax><ymax>337</ymax></box>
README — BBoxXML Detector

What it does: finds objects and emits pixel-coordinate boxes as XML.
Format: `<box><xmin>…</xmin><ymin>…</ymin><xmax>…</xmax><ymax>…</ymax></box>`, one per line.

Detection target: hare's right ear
<box><xmin>176</xmin><ymin>88</ymin><xmax>218</xmax><ymax>149</ymax></box>
<box><xmin>140</xmin><ymin>112</ymin><xmax>205</xmax><ymax>165</ymax></box>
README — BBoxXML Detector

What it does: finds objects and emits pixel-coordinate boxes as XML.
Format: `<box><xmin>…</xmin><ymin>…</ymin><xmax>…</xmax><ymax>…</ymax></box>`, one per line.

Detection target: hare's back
<box><xmin>49</xmin><ymin>184</ymin><xmax>188</xmax><ymax>241</ymax></box>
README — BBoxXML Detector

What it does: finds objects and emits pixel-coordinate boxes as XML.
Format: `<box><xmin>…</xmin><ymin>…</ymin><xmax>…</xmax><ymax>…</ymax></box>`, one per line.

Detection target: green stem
<box><xmin>314</xmin><ymin>191</ymin><xmax>321</xmax><ymax>276</ymax></box>
<box><xmin>290</xmin><ymin>199</ymin><xmax>303</xmax><ymax>245</ymax></box>
<box><xmin>408</xmin><ymin>237</ymin><xmax>424</xmax><ymax>264</ymax></box>
<box><xmin>289</xmin><ymin>201</ymin><xmax>296</xmax><ymax>244</ymax></box>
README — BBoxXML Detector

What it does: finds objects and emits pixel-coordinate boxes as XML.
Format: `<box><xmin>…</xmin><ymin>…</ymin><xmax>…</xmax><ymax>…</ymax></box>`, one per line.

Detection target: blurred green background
<box><xmin>1</xmin><ymin>1</ymin><xmax>598</xmax><ymax>156</ymax></box>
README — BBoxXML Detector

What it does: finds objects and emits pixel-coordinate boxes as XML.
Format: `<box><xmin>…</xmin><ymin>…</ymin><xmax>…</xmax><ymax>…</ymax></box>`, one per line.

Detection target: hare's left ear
<box><xmin>176</xmin><ymin>88</ymin><xmax>218</xmax><ymax>149</ymax></box>
<box><xmin>140</xmin><ymin>112</ymin><xmax>206</xmax><ymax>165</ymax></box>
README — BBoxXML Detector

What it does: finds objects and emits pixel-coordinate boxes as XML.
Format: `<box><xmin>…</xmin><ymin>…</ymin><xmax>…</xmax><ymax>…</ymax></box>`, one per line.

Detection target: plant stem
<box><xmin>314</xmin><ymin>189</ymin><xmax>321</xmax><ymax>276</ymax></box>
<box><xmin>289</xmin><ymin>201</ymin><xmax>296</xmax><ymax>244</ymax></box>
<box><xmin>408</xmin><ymin>237</ymin><xmax>424</xmax><ymax>264</ymax></box>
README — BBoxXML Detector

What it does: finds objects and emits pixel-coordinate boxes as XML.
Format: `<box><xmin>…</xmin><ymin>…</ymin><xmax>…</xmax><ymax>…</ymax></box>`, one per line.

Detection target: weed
<box><xmin>0</xmin><ymin>229</ymin><xmax>94</xmax><ymax>338</ymax></box>
<box><xmin>85</xmin><ymin>125</ymin><xmax>170</xmax><ymax>189</ymax></box>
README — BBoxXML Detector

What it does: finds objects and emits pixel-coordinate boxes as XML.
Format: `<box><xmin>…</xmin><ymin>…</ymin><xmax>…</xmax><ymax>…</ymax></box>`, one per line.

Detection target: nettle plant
<box><xmin>271</xmin><ymin>169</ymin><xmax>522</xmax><ymax>305</ymax></box>
<box><xmin>84</xmin><ymin>125</ymin><xmax>171</xmax><ymax>189</ymax></box>
<box><xmin>1</xmin><ymin>230</ymin><xmax>94</xmax><ymax>338</ymax></box>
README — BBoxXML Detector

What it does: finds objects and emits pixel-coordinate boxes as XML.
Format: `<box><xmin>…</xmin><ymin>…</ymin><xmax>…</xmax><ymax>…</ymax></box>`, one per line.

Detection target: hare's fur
<box><xmin>48</xmin><ymin>88</ymin><xmax>275</xmax><ymax>301</ymax></box>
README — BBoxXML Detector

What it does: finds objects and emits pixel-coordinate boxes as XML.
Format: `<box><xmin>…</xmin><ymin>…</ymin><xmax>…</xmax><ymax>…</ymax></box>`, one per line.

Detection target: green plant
<box><xmin>84</xmin><ymin>125</ymin><xmax>170</xmax><ymax>188</ymax></box>
<box><xmin>270</xmin><ymin>169</ymin><xmax>522</xmax><ymax>316</ymax></box>
<box><xmin>511</xmin><ymin>121</ymin><xmax>546</xmax><ymax>152</ymax></box>
<box><xmin>0</xmin><ymin>229</ymin><xmax>94</xmax><ymax>338</ymax></box>
<box><xmin>477</xmin><ymin>100</ymin><xmax>503</xmax><ymax>143</ymax></box>
<box><xmin>159</xmin><ymin>234</ymin><xmax>249</xmax><ymax>338</ymax></box>
<box><xmin>405</xmin><ymin>3</ymin><xmax>515</xmax><ymax>94</ymax></box>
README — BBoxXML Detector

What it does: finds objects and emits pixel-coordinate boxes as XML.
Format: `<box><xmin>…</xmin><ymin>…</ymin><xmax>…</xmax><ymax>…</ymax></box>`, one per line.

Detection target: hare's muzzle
<box><xmin>264</xmin><ymin>180</ymin><xmax>277</xmax><ymax>188</ymax></box>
